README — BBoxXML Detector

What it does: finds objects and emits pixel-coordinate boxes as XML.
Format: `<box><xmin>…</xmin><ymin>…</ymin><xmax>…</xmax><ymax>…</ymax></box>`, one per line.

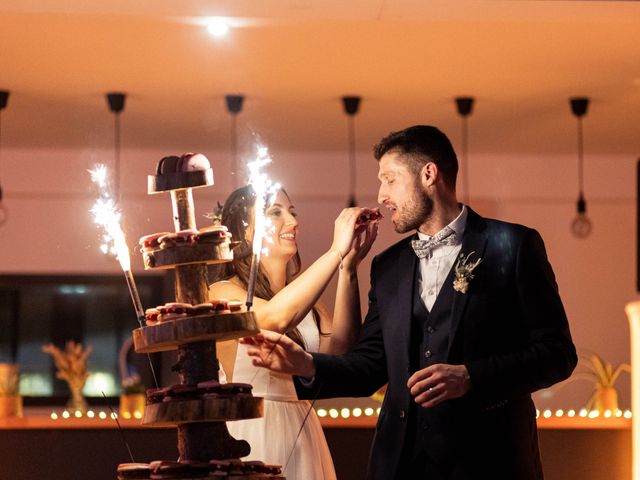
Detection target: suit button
<box><xmin>424</xmin><ymin>350</ymin><xmax>432</xmax><ymax>358</ymax></box>
<box><xmin>422</xmin><ymin>422</ymin><xmax>429</xmax><ymax>430</ymax></box>
<box><xmin>399</xmin><ymin>410</ymin><xmax>406</xmax><ymax>419</ymax></box>
<box><xmin>426</xmin><ymin>325</ymin><xmax>435</xmax><ymax>334</ymax></box>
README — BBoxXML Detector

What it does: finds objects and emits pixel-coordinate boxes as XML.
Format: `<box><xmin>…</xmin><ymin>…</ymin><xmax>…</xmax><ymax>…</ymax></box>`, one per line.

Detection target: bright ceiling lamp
<box><xmin>207</xmin><ymin>18</ymin><xmax>230</xmax><ymax>37</ymax></box>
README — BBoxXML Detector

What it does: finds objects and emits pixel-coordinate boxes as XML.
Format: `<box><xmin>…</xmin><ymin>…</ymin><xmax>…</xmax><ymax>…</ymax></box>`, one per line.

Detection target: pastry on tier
<box><xmin>142</xmin><ymin>381</ymin><xmax>263</xmax><ymax>426</ymax></box>
<box><xmin>132</xmin><ymin>299</ymin><xmax>257</xmax><ymax>353</ymax></box>
<box><xmin>143</xmin><ymin>300</ymin><xmax>243</xmax><ymax>326</ymax></box>
<box><xmin>139</xmin><ymin>227</ymin><xmax>234</xmax><ymax>269</ymax></box>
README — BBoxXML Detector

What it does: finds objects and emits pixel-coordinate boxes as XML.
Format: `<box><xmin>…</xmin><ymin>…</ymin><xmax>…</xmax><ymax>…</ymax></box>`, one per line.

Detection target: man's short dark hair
<box><xmin>373</xmin><ymin>125</ymin><xmax>458</xmax><ymax>191</ymax></box>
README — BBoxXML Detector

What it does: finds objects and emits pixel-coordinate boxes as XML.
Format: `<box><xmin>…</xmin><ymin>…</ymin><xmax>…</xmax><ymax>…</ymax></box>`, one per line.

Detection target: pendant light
<box><xmin>569</xmin><ymin>97</ymin><xmax>591</xmax><ymax>238</ymax></box>
<box><xmin>342</xmin><ymin>96</ymin><xmax>361</xmax><ymax>207</ymax></box>
<box><xmin>0</xmin><ymin>90</ymin><xmax>9</xmax><ymax>226</ymax></box>
<box><xmin>455</xmin><ymin>96</ymin><xmax>475</xmax><ymax>205</ymax></box>
<box><xmin>225</xmin><ymin>94</ymin><xmax>244</xmax><ymax>189</ymax></box>
<box><xmin>106</xmin><ymin>92</ymin><xmax>126</xmax><ymax>201</ymax></box>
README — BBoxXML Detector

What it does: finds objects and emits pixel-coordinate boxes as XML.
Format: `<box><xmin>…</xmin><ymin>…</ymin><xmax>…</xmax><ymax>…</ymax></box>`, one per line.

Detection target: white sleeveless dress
<box><xmin>226</xmin><ymin>312</ymin><xmax>337</xmax><ymax>480</ymax></box>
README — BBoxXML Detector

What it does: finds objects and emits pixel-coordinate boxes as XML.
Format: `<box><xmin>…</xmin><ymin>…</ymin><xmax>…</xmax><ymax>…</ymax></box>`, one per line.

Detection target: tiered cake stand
<box><xmin>129</xmin><ymin>163</ymin><xmax>284</xmax><ymax>478</ymax></box>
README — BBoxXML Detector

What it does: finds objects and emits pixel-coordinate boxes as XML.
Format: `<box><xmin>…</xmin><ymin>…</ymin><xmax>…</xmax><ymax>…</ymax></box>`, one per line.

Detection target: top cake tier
<box><xmin>148</xmin><ymin>153</ymin><xmax>214</xmax><ymax>193</ymax></box>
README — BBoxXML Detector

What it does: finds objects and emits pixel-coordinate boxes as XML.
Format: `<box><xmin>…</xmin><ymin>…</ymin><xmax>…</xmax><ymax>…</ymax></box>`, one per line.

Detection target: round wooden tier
<box><xmin>143</xmin><ymin>395</ymin><xmax>263</xmax><ymax>426</ymax></box>
<box><xmin>133</xmin><ymin>312</ymin><xmax>258</xmax><ymax>353</ymax></box>
<box><xmin>143</xmin><ymin>241</ymin><xmax>236</xmax><ymax>270</ymax></box>
<box><xmin>148</xmin><ymin>169</ymin><xmax>214</xmax><ymax>193</ymax></box>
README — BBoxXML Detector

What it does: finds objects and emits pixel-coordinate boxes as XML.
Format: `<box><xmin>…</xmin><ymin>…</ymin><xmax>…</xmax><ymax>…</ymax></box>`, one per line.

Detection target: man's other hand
<box><xmin>407</xmin><ymin>363</ymin><xmax>471</xmax><ymax>408</ymax></box>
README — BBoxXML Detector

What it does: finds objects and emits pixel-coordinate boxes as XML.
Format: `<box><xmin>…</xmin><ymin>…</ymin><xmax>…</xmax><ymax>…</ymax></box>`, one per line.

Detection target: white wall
<box><xmin>0</xmin><ymin>145</ymin><xmax>636</xmax><ymax>410</ymax></box>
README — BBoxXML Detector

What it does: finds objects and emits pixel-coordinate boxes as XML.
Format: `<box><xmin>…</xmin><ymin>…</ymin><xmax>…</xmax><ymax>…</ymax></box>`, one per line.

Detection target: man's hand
<box><xmin>407</xmin><ymin>363</ymin><xmax>471</xmax><ymax>408</ymax></box>
<box><xmin>240</xmin><ymin>329</ymin><xmax>316</xmax><ymax>379</ymax></box>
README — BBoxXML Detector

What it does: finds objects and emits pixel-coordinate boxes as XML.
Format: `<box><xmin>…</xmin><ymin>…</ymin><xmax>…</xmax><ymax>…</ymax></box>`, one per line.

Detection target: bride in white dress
<box><xmin>209</xmin><ymin>185</ymin><xmax>378</xmax><ymax>480</ymax></box>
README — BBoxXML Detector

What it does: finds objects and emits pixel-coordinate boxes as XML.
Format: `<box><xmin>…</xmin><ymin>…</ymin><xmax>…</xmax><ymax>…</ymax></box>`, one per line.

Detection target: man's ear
<box><xmin>420</xmin><ymin>162</ymin><xmax>438</xmax><ymax>188</ymax></box>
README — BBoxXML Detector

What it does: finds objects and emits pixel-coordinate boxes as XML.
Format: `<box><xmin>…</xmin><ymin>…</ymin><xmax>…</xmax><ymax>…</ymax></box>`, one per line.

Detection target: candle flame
<box><xmin>89</xmin><ymin>164</ymin><xmax>131</xmax><ymax>271</ymax></box>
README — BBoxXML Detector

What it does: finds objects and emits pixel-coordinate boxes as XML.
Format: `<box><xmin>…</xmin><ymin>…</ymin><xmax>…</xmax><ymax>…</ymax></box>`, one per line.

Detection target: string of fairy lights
<box><xmin>46</xmin><ymin>406</ymin><xmax>632</xmax><ymax>422</ymax></box>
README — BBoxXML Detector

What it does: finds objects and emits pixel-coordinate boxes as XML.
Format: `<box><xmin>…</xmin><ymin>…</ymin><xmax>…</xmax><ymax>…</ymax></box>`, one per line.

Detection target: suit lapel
<box><xmin>447</xmin><ymin>208</ymin><xmax>488</xmax><ymax>355</ymax></box>
<box><xmin>385</xmin><ymin>236</ymin><xmax>418</xmax><ymax>367</ymax></box>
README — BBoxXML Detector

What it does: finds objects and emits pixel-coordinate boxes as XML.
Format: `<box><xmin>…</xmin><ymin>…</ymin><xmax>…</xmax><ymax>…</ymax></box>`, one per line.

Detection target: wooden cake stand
<box><xmin>126</xmin><ymin>165</ymin><xmax>284</xmax><ymax>479</ymax></box>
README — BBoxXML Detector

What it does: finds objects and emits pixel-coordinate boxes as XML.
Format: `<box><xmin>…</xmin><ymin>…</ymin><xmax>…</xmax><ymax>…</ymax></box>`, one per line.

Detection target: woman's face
<box><xmin>263</xmin><ymin>190</ymin><xmax>299</xmax><ymax>259</ymax></box>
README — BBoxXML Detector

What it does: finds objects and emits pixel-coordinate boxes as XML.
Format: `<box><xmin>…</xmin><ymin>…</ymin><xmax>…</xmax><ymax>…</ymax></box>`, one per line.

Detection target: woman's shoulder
<box><xmin>208</xmin><ymin>277</ymin><xmax>247</xmax><ymax>299</ymax></box>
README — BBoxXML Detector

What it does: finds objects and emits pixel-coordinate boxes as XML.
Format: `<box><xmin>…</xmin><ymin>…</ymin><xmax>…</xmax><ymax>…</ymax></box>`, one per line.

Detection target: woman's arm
<box><xmin>322</xmin><ymin>221</ymin><xmax>378</xmax><ymax>354</ymax></box>
<box><xmin>209</xmin><ymin>207</ymin><xmax>362</xmax><ymax>334</ymax></box>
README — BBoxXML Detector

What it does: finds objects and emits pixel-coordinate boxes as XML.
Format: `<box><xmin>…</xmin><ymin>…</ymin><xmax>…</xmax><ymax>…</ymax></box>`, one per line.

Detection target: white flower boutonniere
<box><xmin>453</xmin><ymin>251</ymin><xmax>482</xmax><ymax>294</ymax></box>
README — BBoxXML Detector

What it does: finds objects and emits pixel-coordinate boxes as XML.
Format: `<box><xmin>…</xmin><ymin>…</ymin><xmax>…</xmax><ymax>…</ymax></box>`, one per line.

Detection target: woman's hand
<box><xmin>342</xmin><ymin>220</ymin><xmax>378</xmax><ymax>271</ymax></box>
<box><xmin>330</xmin><ymin>207</ymin><xmax>362</xmax><ymax>258</ymax></box>
<box><xmin>240</xmin><ymin>330</ymin><xmax>316</xmax><ymax>378</ymax></box>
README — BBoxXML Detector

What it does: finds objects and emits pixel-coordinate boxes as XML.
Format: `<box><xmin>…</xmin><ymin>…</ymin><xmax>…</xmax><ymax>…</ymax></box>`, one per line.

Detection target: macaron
<box><xmin>177</xmin><ymin>153</ymin><xmax>211</xmax><ymax>172</ymax></box>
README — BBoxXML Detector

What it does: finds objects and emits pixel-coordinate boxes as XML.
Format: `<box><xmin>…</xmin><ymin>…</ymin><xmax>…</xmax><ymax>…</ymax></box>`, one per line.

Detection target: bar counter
<box><xmin>0</xmin><ymin>412</ymin><xmax>632</xmax><ymax>480</ymax></box>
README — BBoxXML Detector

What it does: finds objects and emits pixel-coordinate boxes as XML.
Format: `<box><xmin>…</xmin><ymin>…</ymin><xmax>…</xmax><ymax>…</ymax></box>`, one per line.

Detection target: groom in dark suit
<box><xmin>244</xmin><ymin>125</ymin><xmax>577</xmax><ymax>479</ymax></box>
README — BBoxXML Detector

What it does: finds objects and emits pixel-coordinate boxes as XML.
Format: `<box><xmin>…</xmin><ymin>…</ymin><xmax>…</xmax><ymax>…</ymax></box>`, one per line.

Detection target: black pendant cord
<box><xmin>0</xmin><ymin>108</ymin><xmax>7</xmax><ymax>225</ymax></box>
<box><xmin>231</xmin><ymin>113</ymin><xmax>238</xmax><ymax>189</ymax></box>
<box><xmin>460</xmin><ymin>115</ymin><xmax>470</xmax><ymax>205</ymax></box>
<box><xmin>348</xmin><ymin>114</ymin><xmax>356</xmax><ymax>206</ymax></box>
<box><xmin>0</xmin><ymin>108</ymin><xmax>3</xmax><ymax>182</ymax></box>
<box><xmin>577</xmin><ymin>115</ymin><xmax>585</xmax><ymax>200</ymax></box>
<box><xmin>114</xmin><ymin>112</ymin><xmax>121</xmax><ymax>202</ymax></box>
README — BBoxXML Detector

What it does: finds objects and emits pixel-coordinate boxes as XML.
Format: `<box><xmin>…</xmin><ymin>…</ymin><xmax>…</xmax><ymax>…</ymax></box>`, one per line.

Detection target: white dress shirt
<box><xmin>417</xmin><ymin>206</ymin><xmax>468</xmax><ymax>311</ymax></box>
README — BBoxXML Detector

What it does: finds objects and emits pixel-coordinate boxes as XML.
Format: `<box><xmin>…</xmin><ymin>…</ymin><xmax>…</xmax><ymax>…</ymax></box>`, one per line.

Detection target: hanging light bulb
<box><xmin>569</xmin><ymin>97</ymin><xmax>592</xmax><ymax>238</ymax></box>
<box><xmin>455</xmin><ymin>96</ymin><xmax>475</xmax><ymax>205</ymax></box>
<box><xmin>342</xmin><ymin>96</ymin><xmax>361</xmax><ymax>207</ymax></box>
<box><xmin>0</xmin><ymin>90</ymin><xmax>9</xmax><ymax>226</ymax></box>
<box><xmin>106</xmin><ymin>92</ymin><xmax>126</xmax><ymax>201</ymax></box>
<box><xmin>225</xmin><ymin>94</ymin><xmax>245</xmax><ymax>189</ymax></box>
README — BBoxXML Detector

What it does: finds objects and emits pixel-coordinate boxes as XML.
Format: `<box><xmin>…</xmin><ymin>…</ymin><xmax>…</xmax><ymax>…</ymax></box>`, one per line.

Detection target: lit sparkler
<box><xmin>89</xmin><ymin>164</ymin><xmax>146</xmax><ymax>328</ymax></box>
<box><xmin>245</xmin><ymin>145</ymin><xmax>280</xmax><ymax>310</ymax></box>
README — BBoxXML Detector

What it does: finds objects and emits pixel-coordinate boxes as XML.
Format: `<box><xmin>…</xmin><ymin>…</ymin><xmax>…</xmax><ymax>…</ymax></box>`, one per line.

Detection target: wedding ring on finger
<box><xmin>428</xmin><ymin>387</ymin><xmax>434</xmax><ymax>392</ymax></box>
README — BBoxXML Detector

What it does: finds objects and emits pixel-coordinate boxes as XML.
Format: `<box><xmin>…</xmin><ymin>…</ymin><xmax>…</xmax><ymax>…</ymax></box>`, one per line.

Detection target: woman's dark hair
<box><xmin>373</xmin><ymin>125</ymin><xmax>458</xmax><ymax>191</ymax></box>
<box><xmin>211</xmin><ymin>185</ymin><xmax>320</xmax><ymax>348</ymax></box>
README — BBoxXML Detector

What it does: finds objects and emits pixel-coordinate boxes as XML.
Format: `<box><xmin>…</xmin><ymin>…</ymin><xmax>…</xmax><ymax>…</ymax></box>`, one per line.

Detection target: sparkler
<box><xmin>89</xmin><ymin>164</ymin><xmax>159</xmax><ymax>388</ymax></box>
<box><xmin>89</xmin><ymin>165</ymin><xmax>146</xmax><ymax>328</ymax></box>
<box><xmin>245</xmin><ymin>145</ymin><xmax>280</xmax><ymax>310</ymax></box>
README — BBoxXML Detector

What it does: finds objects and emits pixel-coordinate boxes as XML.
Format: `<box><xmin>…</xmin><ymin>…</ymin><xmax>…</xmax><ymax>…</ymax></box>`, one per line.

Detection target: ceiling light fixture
<box><xmin>0</xmin><ymin>90</ymin><xmax>9</xmax><ymax>226</ymax></box>
<box><xmin>207</xmin><ymin>18</ymin><xmax>230</xmax><ymax>37</ymax></box>
<box><xmin>569</xmin><ymin>97</ymin><xmax>592</xmax><ymax>239</ymax></box>
<box><xmin>225</xmin><ymin>94</ymin><xmax>244</xmax><ymax>189</ymax></box>
<box><xmin>455</xmin><ymin>96</ymin><xmax>475</xmax><ymax>206</ymax></box>
<box><xmin>342</xmin><ymin>96</ymin><xmax>361</xmax><ymax>207</ymax></box>
<box><xmin>106</xmin><ymin>92</ymin><xmax>126</xmax><ymax>201</ymax></box>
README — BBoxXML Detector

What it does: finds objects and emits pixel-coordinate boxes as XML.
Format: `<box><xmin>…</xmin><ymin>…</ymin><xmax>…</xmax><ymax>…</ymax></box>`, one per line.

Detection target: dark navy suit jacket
<box><xmin>296</xmin><ymin>208</ymin><xmax>577</xmax><ymax>480</ymax></box>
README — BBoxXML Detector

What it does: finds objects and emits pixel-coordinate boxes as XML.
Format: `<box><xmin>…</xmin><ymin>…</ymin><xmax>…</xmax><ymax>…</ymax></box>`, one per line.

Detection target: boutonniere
<box><xmin>453</xmin><ymin>251</ymin><xmax>482</xmax><ymax>294</ymax></box>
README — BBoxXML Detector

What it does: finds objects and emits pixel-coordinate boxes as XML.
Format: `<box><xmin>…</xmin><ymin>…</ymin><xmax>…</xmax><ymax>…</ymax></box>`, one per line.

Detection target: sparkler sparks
<box><xmin>89</xmin><ymin>165</ymin><xmax>129</xmax><ymax>269</ymax></box>
<box><xmin>245</xmin><ymin>145</ymin><xmax>281</xmax><ymax>309</ymax></box>
<box><xmin>88</xmin><ymin>164</ymin><xmax>142</xmax><ymax>323</ymax></box>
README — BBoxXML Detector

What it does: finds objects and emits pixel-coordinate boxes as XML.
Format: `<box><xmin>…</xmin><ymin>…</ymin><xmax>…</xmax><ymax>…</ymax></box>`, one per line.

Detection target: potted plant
<box><xmin>42</xmin><ymin>341</ymin><xmax>92</xmax><ymax>413</ymax></box>
<box><xmin>575</xmin><ymin>351</ymin><xmax>631</xmax><ymax>412</ymax></box>
<box><xmin>118</xmin><ymin>338</ymin><xmax>146</xmax><ymax>419</ymax></box>
<box><xmin>0</xmin><ymin>363</ymin><xmax>23</xmax><ymax>418</ymax></box>
<box><xmin>119</xmin><ymin>374</ymin><xmax>146</xmax><ymax>419</ymax></box>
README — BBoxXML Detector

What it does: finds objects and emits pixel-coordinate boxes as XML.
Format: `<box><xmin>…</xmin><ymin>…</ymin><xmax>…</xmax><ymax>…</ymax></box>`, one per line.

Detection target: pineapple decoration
<box><xmin>578</xmin><ymin>352</ymin><xmax>631</xmax><ymax>412</ymax></box>
<box><xmin>42</xmin><ymin>341</ymin><xmax>93</xmax><ymax>413</ymax></box>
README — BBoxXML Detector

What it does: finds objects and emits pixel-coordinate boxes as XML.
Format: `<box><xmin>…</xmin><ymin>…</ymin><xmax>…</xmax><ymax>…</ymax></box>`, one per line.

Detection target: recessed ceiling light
<box><xmin>207</xmin><ymin>18</ymin><xmax>230</xmax><ymax>37</ymax></box>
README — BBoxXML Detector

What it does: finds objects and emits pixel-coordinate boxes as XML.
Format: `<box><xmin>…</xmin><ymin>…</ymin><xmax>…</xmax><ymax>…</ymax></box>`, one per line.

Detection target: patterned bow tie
<box><xmin>411</xmin><ymin>227</ymin><xmax>457</xmax><ymax>259</ymax></box>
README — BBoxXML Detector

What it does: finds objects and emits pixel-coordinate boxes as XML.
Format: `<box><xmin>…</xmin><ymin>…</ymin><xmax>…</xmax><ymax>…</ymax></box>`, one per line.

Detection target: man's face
<box><xmin>377</xmin><ymin>151</ymin><xmax>433</xmax><ymax>234</ymax></box>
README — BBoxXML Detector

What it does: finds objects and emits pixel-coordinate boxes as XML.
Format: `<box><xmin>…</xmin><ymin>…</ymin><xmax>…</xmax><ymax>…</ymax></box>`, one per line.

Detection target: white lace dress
<box><xmin>225</xmin><ymin>312</ymin><xmax>337</xmax><ymax>480</ymax></box>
